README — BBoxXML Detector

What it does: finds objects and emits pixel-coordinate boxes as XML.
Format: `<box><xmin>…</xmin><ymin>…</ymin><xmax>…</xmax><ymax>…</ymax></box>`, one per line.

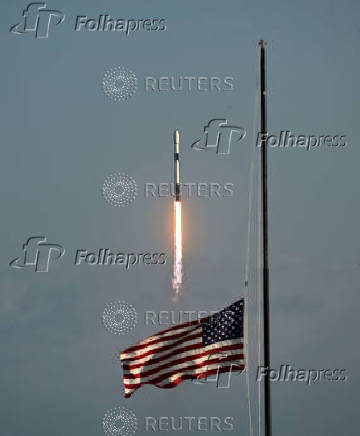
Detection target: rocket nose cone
<box><xmin>174</xmin><ymin>130</ymin><xmax>180</xmax><ymax>145</ymax></box>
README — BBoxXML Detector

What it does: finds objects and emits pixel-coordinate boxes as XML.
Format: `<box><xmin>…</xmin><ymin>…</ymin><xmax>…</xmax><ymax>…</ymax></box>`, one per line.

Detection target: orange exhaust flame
<box><xmin>172</xmin><ymin>201</ymin><xmax>182</xmax><ymax>299</ymax></box>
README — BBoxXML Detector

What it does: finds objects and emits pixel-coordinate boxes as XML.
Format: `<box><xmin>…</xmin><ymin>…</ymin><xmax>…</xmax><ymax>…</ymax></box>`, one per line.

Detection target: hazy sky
<box><xmin>0</xmin><ymin>1</ymin><xmax>359</xmax><ymax>435</ymax></box>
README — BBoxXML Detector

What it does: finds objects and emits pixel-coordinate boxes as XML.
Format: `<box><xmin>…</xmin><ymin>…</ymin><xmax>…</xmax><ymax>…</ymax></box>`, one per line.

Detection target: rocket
<box><xmin>172</xmin><ymin>130</ymin><xmax>183</xmax><ymax>296</ymax></box>
<box><xmin>174</xmin><ymin>130</ymin><xmax>181</xmax><ymax>201</ymax></box>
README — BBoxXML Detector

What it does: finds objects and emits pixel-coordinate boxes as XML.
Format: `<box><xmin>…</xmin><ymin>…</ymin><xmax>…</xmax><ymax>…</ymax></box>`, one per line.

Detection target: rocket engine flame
<box><xmin>172</xmin><ymin>200</ymin><xmax>183</xmax><ymax>298</ymax></box>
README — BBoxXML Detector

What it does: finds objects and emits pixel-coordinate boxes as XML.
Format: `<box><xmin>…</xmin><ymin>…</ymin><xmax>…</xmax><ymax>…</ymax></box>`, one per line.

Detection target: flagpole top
<box><xmin>259</xmin><ymin>39</ymin><xmax>267</xmax><ymax>47</ymax></box>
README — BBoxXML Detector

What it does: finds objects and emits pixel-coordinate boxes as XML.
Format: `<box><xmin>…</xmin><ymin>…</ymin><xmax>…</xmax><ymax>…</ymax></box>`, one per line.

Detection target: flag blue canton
<box><xmin>202</xmin><ymin>299</ymin><xmax>244</xmax><ymax>346</ymax></box>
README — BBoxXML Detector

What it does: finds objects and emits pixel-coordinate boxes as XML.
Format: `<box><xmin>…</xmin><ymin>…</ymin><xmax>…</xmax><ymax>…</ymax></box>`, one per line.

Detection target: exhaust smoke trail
<box><xmin>172</xmin><ymin>200</ymin><xmax>183</xmax><ymax>298</ymax></box>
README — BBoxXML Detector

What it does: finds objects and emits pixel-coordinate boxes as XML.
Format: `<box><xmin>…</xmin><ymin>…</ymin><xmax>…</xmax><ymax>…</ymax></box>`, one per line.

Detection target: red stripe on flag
<box><xmin>122</xmin><ymin>343</ymin><xmax>244</xmax><ymax>371</ymax></box>
<box><xmin>124</xmin><ymin>355</ymin><xmax>244</xmax><ymax>387</ymax></box>
<box><xmin>121</xmin><ymin>331</ymin><xmax>203</xmax><ymax>362</ymax></box>
<box><xmin>121</xmin><ymin>325</ymin><xmax>201</xmax><ymax>354</ymax></box>
<box><xmin>124</xmin><ymin>365</ymin><xmax>245</xmax><ymax>398</ymax></box>
<box><xmin>124</xmin><ymin>353</ymin><xmax>245</xmax><ymax>380</ymax></box>
<box><xmin>123</xmin><ymin>319</ymin><xmax>202</xmax><ymax>353</ymax></box>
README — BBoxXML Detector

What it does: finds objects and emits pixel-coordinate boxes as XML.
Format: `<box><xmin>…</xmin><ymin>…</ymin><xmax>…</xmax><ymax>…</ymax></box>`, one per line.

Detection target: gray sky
<box><xmin>0</xmin><ymin>0</ymin><xmax>359</xmax><ymax>435</ymax></box>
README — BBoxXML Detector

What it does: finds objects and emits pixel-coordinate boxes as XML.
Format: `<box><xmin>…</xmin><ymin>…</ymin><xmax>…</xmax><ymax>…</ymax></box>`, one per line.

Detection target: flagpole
<box><xmin>259</xmin><ymin>39</ymin><xmax>272</xmax><ymax>436</ymax></box>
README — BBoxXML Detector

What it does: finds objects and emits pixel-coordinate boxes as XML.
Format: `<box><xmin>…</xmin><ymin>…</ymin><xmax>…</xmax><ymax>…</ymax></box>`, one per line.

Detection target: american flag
<box><xmin>120</xmin><ymin>299</ymin><xmax>245</xmax><ymax>398</ymax></box>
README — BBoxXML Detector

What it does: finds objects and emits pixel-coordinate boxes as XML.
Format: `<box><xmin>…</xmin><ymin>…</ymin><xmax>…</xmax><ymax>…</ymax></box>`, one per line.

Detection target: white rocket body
<box><xmin>174</xmin><ymin>130</ymin><xmax>181</xmax><ymax>201</ymax></box>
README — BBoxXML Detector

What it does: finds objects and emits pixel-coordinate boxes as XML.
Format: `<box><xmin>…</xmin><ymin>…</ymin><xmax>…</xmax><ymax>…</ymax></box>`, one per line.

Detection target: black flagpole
<box><xmin>259</xmin><ymin>39</ymin><xmax>272</xmax><ymax>436</ymax></box>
